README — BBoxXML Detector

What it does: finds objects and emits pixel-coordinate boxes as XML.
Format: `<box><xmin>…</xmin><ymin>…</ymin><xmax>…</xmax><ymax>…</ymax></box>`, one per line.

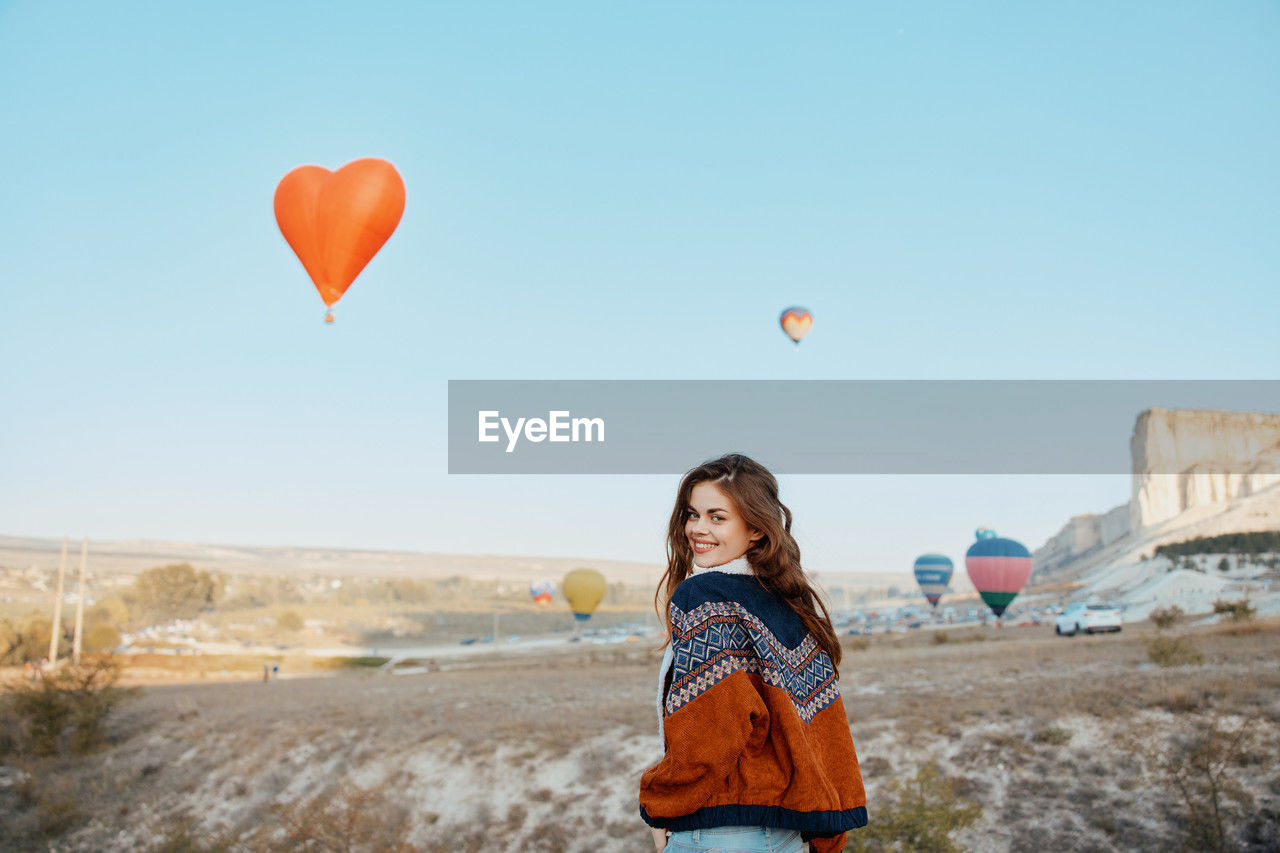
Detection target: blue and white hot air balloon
<box><xmin>913</xmin><ymin>554</ymin><xmax>954</xmax><ymax>609</ymax></box>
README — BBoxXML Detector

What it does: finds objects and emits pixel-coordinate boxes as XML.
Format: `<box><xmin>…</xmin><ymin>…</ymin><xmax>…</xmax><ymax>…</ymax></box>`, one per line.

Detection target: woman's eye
<box><xmin>712</xmin><ymin>515</ymin><xmax>725</xmax><ymax>522</ymax></box>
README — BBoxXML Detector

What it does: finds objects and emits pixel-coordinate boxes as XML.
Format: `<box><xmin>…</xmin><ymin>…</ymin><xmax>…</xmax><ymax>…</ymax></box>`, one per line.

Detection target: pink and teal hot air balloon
<box><xmin>913</xmin><ymin>554</ymin><xmax>953</xmax><ymax>609</ymax></box>
<box><xmin>964</xmin><ymin>533</ymin><xmax>1031</xmax><ymax>618</ymax></box>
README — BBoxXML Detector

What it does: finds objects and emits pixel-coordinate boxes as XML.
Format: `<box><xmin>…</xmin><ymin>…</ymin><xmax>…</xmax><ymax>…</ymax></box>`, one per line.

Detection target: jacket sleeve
<box><xmin>638</xmin><ymin>598</ymin><xmax>769</xmax><ymax>825</ymax></box>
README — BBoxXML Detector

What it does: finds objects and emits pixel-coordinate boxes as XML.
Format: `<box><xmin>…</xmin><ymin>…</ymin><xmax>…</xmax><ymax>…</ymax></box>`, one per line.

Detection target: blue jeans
<box><xmin>665</xmin><ymin>825</ymin><xmax>805</xmax><ymax>853</ymax></box>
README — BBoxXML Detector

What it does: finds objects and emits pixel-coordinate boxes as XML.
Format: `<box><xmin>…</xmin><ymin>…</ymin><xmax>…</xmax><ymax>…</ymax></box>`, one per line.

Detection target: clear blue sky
<box><xmin>2</xmin><ymin>2</ymin><xmax>1277</xmax><ymax>574</ymax></box>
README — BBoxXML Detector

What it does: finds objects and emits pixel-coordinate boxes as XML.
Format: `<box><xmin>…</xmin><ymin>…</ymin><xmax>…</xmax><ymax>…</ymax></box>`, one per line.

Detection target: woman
<box><xmin>640</xmin><ymin>454</ymin><xmax>867</xmax><ymax>853</ymax></box>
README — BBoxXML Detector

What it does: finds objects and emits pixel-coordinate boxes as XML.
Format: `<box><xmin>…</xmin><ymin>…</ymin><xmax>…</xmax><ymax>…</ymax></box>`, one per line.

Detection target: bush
<box><xmin>1149</xmin><ymin>605</ymin><xmax>1184</xmax><ymax>630</ymax></box>
<box><xmin>8</xmin><ymin>679</ymin><xmax>71</xmax><ymax>757</ymax></box>
<box><xmin>844</xmin><ymin>761</ymin><xmax>982</xmax><ymax>852</ymax></box>
<box><xmin>1148</xmin><ymin>636</ymin><xmax>1204</xmax><ymax>668</ymax></box>
<box><xmin>2</xmin><ymin>656</ymin><xmax>138</xmax><ymax>757</ymax></box>
<box><xmin>14</xmin><ymin>775</ymin><xmax>83</xmax><ymax>839</ymax></box>
<box><xmin>256</xmin><ymin>783</ymin><xmax>414</xmax><ymax>851</ymax></box>
<box><xmin>932</xmin><ymin>631</ymin><xmax>949</xmax><ymax>645</ymax></box>
<box><xmin>1163</xmin><ymin>719</ymin><xmax>1256</xmax><ymax>852</ymax></box>
<box><xmin>276</xmin><ymin>610</ymin><xmax>304</xmax><ymax>632</ymax></box>
<box><xmin>1212</xmin><ymin>598</ymin><xmax>1255</xmax><ymax>623</ymax></box>
<box><xmin>1033</xmin><ymin>725</ymin><xmax>1072</xmax><ymax>746</ymax></box>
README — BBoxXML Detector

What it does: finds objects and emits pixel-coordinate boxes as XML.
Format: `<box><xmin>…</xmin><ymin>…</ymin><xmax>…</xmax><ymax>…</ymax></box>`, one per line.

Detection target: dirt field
<box><xmin>2</xmin><ymin>621</ymin><xmax>1278</xmax><ymax>852</ymax></box>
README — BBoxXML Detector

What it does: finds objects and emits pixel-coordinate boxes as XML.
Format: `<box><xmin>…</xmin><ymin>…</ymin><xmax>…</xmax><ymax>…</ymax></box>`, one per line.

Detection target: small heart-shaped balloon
<box><xmin>274</xmin><ymin>158</ymin><xmax>406</xmax><ymax>310</ymax></box>
<box><xmin>779</xmin><ymin>306</ymin><xmax>813</xmax><ymax>344</ymax></box>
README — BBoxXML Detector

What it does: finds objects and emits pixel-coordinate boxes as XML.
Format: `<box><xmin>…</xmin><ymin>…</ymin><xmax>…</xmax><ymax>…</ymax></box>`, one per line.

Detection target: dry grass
<box><xmin>0</xmin><ymin>621</ymin><xmax>1276</xmax><ymax>852</ymax></box>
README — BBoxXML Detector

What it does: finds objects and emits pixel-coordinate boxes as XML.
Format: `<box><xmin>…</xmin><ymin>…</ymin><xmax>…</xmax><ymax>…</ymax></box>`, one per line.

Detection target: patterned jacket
<box><xmin>639</xmin><ymin>566</ymin><xmax>867</xmax><ymax>853</ymax></box>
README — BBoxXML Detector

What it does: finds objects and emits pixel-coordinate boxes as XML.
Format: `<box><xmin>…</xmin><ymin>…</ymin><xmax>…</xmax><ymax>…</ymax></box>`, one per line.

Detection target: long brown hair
<box><xmin>655</xmin><ymin>453</ymin><xmax>843</xmax><ymax>674</ymax></box>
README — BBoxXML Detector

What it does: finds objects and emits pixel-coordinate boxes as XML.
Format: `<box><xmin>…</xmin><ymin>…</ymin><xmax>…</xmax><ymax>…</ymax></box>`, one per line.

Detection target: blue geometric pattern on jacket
<box><xmin>666</xmin><ymin>573</ymin><xmax>840</xmax><ymax>723</ymax></box>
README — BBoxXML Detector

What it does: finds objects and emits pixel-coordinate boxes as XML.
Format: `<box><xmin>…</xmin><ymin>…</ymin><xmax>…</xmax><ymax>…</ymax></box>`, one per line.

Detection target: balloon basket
<box><xmin>324</xmin><ymin>311</ymin><xmax>334</xmax><ymax>324</ymax></box>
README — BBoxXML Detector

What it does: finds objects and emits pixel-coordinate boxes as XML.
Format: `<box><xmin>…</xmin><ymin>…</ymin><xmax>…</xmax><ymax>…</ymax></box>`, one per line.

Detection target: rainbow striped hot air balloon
<box><xmin>913</xmin><ymin>554</ymin><xmax>954</xmax><ymax>609</ymax></box>
<box><xmin>964</xmin><ymin>533</ymin><xmax>1032</xmax><ymax>618</ymax></box>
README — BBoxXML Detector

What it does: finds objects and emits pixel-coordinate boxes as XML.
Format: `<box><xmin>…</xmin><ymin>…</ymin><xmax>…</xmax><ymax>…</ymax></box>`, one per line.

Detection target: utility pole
<box><xmin>49</xmin><ymin>537</ymin><xmax>68</xmax><ymax>665</ymax></box>
<box><xmin>72</xmin><ymin>538</ymin><xmax>88</xmax><ymax>665</ymax></box>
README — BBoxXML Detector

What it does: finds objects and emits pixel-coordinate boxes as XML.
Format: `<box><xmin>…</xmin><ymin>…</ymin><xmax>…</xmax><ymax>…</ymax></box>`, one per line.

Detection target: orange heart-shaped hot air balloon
<box><xmin>274</xmin><ymin>158</ymin><xmax>406</xmax><ymax>319</ymax></box>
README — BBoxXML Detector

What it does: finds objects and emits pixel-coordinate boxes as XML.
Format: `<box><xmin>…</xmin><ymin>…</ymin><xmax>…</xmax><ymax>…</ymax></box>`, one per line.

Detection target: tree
<box><xmin>0</xmin><ymin>615</ymin><xmax>70</xmax><ymax>665</ymax></box>
<box><xmin>91</xmin><ymin>598</ymin><xmax>130</xmax><ymax>628</ymax></box>
<box><xmin>276</xmin><ymin>611</ymin><xmax>304</xmax><ymax>632</ymax></box>
<box><xmin>125</xmin><ymin>564</ymin><xmax>222</xmax><ymax>627</ymax></box>
<box><xmin>83</xmin><ymin>624</ymin><xmax>121</xmax><ymax>652</ymax></box>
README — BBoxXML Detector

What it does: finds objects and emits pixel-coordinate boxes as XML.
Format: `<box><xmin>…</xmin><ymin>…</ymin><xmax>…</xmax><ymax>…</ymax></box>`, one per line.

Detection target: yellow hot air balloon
<box><xmin>562</xmin><ymin>568</ymin><xmax>607</xmax><ymax>622</ymax></box>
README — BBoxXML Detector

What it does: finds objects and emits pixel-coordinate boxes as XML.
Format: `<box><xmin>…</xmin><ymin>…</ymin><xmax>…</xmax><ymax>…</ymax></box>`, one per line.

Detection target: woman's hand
<box><xmin>651</xmin><ymin>826</ymin><xmax>668</xmax><ymax>851</ymax></box>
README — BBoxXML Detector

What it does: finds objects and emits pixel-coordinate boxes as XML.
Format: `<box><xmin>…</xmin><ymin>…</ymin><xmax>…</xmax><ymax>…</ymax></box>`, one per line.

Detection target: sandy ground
<box><xmin>2</xmin><ymin>622</ymin><xmax>1278</xmax><ymax>852</ymax></box>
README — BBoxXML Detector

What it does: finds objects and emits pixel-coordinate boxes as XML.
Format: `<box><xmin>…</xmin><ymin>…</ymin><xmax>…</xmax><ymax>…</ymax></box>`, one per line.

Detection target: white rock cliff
<box><xmin>1130</xmin><ymin>408</ymin><xmax>1280</xmax><ymax>530</ymax></box>
<box><xmin>1033</xmin><ymin>407</ymin><xmax>1280</xmax><ymax>576</ymax></box>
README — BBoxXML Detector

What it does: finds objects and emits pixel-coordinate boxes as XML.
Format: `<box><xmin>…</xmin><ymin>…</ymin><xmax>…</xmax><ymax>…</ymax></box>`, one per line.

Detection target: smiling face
<box><xmin>685</xmin><ymin>481</ymin><xmax>763</xmax><ymax>568</ymax></box>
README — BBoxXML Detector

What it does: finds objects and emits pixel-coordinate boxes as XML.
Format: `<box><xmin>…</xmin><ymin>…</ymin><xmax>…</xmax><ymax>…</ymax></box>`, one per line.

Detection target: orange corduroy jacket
<box><xmin>639</xmin><ymin>569</ymin><xmax>867</xmax><ymax>853</ymax></box>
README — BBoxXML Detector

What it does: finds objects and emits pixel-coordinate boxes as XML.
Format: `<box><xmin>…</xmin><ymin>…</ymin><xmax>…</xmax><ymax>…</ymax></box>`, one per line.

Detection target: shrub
<box><xmin>1033</xmin><ymin>725</ymin><xmax>1072</xmax><ymax>746</ymax></box>
<box><xmin>1212</xmin><ymin>598</ymin><xmax>1255</xmax><ymax>623</ymax></box>
<box><xmin>932</xmin><ymin>631</ymin><xmax>949</xmax><ymax>645</ymax></box>
<box><xmin>1149</xmin><ymin>605</ymin><xmax>1184</xmax><ymax>630</ymax></box>
<box><xmin>845</xmin><ymin>637</ymin><xmax>871</xmax><ymax>652</ymax></box>
<box><xmin>1163</xmin><ymin>719</ymin><xmax>1256</xmax><ymax>851</ymax></box>
<box><xmin>276</xmin><ymin>610</ymin><xmax>304</xmax><ymax>632</ymax></box>
<box><xmin>1148</xmin><ymin>636</ymin><xmax>1204</xmax><ymax>668</ymax></box>
<box><xmin>1217</xmin><ymin>557</ymin><xmax>1231</xmax><ymax>573</ymax></box>
<box><xmin>2</xmin><ymin>656</ymin><xmax>137</xmax><ymax>757</ymax></box>
<box><xmin>8</xmin><ymin>678</ymin><xmax>71</xmax><ymax>757</ymax></box>
<box><xmin>844</xmin><ymin>761</ymin><xmax>981</xmax><ymax>852</ymax></box>
<box><xmin>152</xmin><ymin>784</ymin><xmax>419</xmax><ymax>852</ymax></box>
<box><xmin>14</xmin><ymin>775</ymin><xmax>83</xmax><ymax>839</ymax></box>
<box><xmin>255</xmin><ymin>783</ymin><xmax>415</xmax><ymax>852</ymax></box>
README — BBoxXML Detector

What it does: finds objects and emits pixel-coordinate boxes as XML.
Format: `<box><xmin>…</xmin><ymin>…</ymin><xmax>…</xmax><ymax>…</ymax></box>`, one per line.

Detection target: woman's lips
<box><xmin>692</xmin><ymin>540</ymin><xmax>716</xmax><ymax>554</ymax></box>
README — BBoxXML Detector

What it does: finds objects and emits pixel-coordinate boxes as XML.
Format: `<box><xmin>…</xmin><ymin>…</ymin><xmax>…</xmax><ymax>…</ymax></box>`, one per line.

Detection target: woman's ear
<box><xmin>748</xmin><ymin>528</ymin><xmax>764</xmax><ymax>543</ymax></box>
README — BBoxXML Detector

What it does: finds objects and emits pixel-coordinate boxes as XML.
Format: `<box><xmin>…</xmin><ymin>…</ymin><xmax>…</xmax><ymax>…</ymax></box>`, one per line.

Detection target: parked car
<box><xmin>1055</xmin><ymin>602</ymin><xmax>1122</xmax><ymax>636</ymax></box>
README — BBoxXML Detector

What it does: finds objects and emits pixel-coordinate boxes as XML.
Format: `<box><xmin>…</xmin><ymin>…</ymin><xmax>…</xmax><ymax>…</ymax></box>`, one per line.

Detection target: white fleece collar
<box><xmin>691</xmin><ymin>555</ymin><xmax>753</xmax><ymax>576</ymax></box>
